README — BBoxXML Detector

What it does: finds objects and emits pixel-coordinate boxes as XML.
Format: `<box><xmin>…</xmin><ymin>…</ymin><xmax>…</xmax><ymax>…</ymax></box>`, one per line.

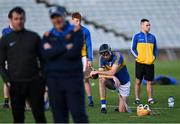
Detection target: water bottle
<box><xmin>168</xmin><ymin>96</ymin><xmax>174</xmax><ymax>108</ymax></box>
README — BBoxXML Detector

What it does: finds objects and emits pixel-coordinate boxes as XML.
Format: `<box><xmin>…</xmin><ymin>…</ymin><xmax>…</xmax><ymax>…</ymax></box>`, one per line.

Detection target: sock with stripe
<box><xmin>100</xmin><ymin>98</ymin><xmax>107</xmax><ymax>108</ymax></box>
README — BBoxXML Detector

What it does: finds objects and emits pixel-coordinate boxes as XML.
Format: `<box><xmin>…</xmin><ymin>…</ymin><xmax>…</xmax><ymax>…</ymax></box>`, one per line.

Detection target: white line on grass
<box><xmin>107</xmin><ymin>105</ymin><xmax>180</xmax><ymax>110</ymax></box>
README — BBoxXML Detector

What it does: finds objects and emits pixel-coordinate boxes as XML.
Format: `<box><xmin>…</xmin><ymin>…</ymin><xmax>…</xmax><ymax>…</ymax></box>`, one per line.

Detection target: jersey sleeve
<box><xmin>40</xmin><ymin>32</ymin><xmax>67</xmax><ymax>60</ymax></box>
<box><xmin>0</xmin><ymin>36</ymin><xmax>11</xmax><ymax>83</ymax></box>
<box><xmin>99</xmin><ymin>56</ymin><xmax>105</xmax><ymax>68</ymax></box>
<box><xmin>153</xmin><ymin>36</ymin><xmax>158</xmax><ymax>58</ymax></box>
<box><xmin>85</xmin><ymin>29</ymin><xmax>93</xmax><ymax>61</ymax></box>
<box><xmin>131</xmin><ymin>34</ymin><xmax>138</xmax><ymax>58</ymax></box>
<box><xmin>114</xmin><ymin>53</ymin><xmax>124</xmax><ymax>65</ymax></box>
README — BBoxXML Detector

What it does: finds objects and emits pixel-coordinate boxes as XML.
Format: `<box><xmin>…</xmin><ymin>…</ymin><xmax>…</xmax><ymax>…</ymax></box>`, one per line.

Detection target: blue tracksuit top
<box><xmin>40</xmin><ymin>22</ymin><xmax>84</xmax><ymax>77</ymax></box>
<box><xmin>131</xmin><ymin>32</ymin><xmax>158</xmax><ymax>65</ymax></box>
<box><xmin>81</xmin><ymin>26</ymin><xmax>93</xmax><ymax>62</ymax></box>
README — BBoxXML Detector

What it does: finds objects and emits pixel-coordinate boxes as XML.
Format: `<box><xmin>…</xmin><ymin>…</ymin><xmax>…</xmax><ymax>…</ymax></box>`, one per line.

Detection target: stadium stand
<box><xmin>42</xmin><ymin>0</ymin><xmax>180</xmax><ymax>49</ymax></box>
<box><xmin>0</xmin><ymin>0</ymin><xmax>51</xmax><ymax>37</ymax></box>
<box><xmin>0</xmin><ymin>0</ymin><xmax>180</xmax><ymax>59</ymax></box>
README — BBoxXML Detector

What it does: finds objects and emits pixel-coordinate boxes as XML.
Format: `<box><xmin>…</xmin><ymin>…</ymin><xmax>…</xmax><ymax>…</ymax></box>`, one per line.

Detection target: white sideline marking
<box><xmin>107</xmin><ymin>105</ymin><xmax>180</xmax><ymax>110</ymax></box>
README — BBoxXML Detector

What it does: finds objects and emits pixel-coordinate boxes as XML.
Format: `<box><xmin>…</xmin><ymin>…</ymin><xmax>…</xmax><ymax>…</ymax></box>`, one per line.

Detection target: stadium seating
<box><xmin>0</xmin><ymin>0</ymin><xmax>180</xmax><ymax>50</ymax></box>
<box><xmin>48</xmin><ymin>0</ymin><xmax>180</xmax><ymax>49</ymax></box>
<box><xmin>0</xmin><ymin>0</ymin><xmax>51</xmax><ymax>37</ymax></box>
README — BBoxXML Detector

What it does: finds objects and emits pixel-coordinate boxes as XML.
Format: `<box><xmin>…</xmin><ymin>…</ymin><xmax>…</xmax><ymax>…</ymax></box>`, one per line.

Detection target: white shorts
<box><xmin>82</xmin><ymin>56</ymin><xmax>87</xmax><ymax>72</ymax></box>
<box><xmin>117</xmin><ymin>81</ymin><xmax>131</xmax><ymax>97</ymax></box>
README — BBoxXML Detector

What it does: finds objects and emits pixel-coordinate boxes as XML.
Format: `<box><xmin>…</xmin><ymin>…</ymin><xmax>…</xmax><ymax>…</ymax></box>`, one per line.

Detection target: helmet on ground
<box><xmin>137</xmin><ymin>104</ymin><xmax>151</xmax><ymax>116</ymax></box>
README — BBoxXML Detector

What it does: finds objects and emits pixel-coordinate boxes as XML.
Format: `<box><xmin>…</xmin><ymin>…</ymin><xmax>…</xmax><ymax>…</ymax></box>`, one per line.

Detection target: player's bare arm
<box><xmin>90</xmin><ymin>64</ymin><xmax>119</xmax><ymax>76</ymax></box>
<box><xmin>90</xmin><ymin>64</ymin><xmax>121</xmax><ymax>88</ymax></box>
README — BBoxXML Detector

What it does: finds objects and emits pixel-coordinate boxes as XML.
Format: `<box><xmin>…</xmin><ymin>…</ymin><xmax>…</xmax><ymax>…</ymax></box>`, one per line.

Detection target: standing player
<box><xmin>71</xmin><ymin>12</ymin><xmax>94</xmax><ymax>106</ymax></box>
<box><xmin>1</xmin><ymin>25</ymin><xmax>13</xmax><ymax>108</ymax></box>
<box><xmin>90</xmin><ymin>44</ymin><xmax>131</xmax><ymax>113</ymax></box>
<box><xmin>131</xmin><ymin>19</ymin><xmax>158</xmax><ymax>104</ymax></box>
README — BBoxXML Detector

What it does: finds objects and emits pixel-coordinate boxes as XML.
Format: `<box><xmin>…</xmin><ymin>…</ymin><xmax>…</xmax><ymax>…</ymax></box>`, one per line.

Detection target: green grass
<box><xmin>0</xmin><ymin>60</ymin><xmax>180</xmax><ymax>123</ymax></box>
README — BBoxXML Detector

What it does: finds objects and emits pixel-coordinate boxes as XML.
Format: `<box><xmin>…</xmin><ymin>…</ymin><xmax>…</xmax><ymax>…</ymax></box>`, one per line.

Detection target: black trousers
<box><xmin>10</xmin><ymin>78</ymin><xmax>46</xmax><ymax>123</ymax></box>
<box><xmin>47</xmin><ymin>75</ymin><xmax>88</xmax><ymax>123</ymax></box>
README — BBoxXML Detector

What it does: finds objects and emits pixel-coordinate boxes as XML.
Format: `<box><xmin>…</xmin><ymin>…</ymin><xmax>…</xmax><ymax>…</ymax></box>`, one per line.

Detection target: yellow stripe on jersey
<box><xmin>81</xmin><ymin>41</ymin><xmax>87</xmax><ymax>57</ymax></box>
<box><xmin>114</xmin><ymin>53</ymin><xmax>120</xmax><ymax>65</ymax></box>
<box><xmin>103</xmin><ymin>53</ymin><xmax>126</xmax><ymax>72</ymax></box>
<box><xmin>116</xmin><ymin>61</ymin><xmax>126</xmax><ymax>72</ymax></box>
<box><xmin>104</xmin><ymin>65</ymin><xmax>111</xmax><ymax>71</ymax></box>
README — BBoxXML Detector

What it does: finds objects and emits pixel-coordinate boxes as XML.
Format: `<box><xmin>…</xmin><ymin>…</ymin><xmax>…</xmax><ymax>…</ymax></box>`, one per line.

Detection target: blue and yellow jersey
<box><xmin>99</xmin><ymin>52</ymin><xmax>130</xmax><ymax>85</ymax></box>
<box><xmin>81</xmin><ymin>26</ymin><xmax>93</xmax><ymax>61</ymax></box>
<box><xmin>131</xmin><ymin>32</ymin><xmax>158</xmax><ymax>65</ymax></box>
<box><xmin>81</xmin><ymin>41</ymin><xmax>87</xmax><ymax>57</ymax></box>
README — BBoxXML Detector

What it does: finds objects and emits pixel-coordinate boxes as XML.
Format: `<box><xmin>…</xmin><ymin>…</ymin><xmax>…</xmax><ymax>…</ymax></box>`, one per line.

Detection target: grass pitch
<box><xmin>0</xmin><ymin>60</ymin><xmax>180</xmax><ymax>123</ymax></box>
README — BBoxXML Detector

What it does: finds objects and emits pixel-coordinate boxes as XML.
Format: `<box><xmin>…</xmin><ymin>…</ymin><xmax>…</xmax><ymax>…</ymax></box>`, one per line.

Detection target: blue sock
<box><xmin>88</xmin><ymin>96</ymin><xmax>93</xmax><ymax>103</ymax></box>
<box><xmin>100</xmin><ymin>99</ymin><xmax>107</xmax><ymax>108</ymax></box>
<box><xmin>101</xmin><ymin>99</ymin><xmax>107</xmax><ymax>104</ymax></box>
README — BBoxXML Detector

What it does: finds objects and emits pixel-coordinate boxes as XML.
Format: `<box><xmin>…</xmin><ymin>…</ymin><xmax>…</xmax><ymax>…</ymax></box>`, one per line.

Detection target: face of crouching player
<box><xmin>51</xmin><ymin>14</ymin><xmax>66</xmax><ymax>30</ymax></box>
<box><xmin>101</xmin><ymin>51</ymin><xmax>112</xmax><ymax>61</ymax></box>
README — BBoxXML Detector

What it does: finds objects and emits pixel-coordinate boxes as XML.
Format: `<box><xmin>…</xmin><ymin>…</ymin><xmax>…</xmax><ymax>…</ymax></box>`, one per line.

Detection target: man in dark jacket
<box><xmin>40</xmin><ymin>6</ymin><xmax>88</xmax><ymax>123</ymax></box>
<box><xmin>0</xmin><ymin>7</ymin><xmax>46</xmax><ymax>123</ymax></box>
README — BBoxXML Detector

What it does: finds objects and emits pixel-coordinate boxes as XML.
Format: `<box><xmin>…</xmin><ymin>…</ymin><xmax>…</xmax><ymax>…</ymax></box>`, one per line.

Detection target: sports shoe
<box><xmin>114</xmin><ymin>107</ymin><xmax>119</xmax><ymax>112</ymax></box>
<box><xmin>148</xmin><ymin>99</ymin><xmax>156</xmax><ymax>104</ymax></box>
<box><xmin>88</xmin><ymin>101</ymin><xmax>94</xmax><ymax>107</ymax></box>
<box><xmin>134</xmin><ymin>99</ymin><xmax>141</xmax><ymax>105</ymax></box>
<box><xmin>101</xmin><ymin>107</ymin><xmax>107</xmax><ymax>114</ymax></box>
<box><xmin>3</xmin><ymin>103</ymin><xmax>10</xmax><ymax>108</ymax></box>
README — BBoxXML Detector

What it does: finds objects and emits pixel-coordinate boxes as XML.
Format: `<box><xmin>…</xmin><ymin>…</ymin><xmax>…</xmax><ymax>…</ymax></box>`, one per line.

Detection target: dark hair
<box><xmin>140</xmin><ymin>18</ymin><xmax>149</xmax><ymax>24</ymax></box>
<box><xmin>72</xmin><ymin>12</ymin><xmax>82</xmax><ymax>22</ymax></box>
<box><xmin>8</xmin><ymin>6</ymin><xmax>25</xmax><ymax>19</ymax></box>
